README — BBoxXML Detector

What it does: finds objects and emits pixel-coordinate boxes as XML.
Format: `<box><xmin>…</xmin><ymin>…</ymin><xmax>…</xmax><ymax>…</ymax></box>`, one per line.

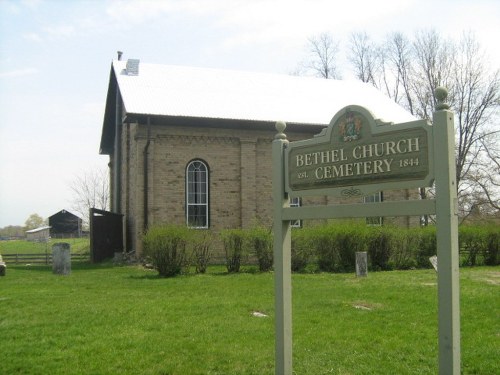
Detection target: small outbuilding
<box><xmin>26</xmin><ymin>226</ymin><xmax>51</xmax><ymax>242</ymax></box>
<box><xmin>48</xmin><ymin>209</ymin><xmax>82</xmax><ymax>238</ymax></box>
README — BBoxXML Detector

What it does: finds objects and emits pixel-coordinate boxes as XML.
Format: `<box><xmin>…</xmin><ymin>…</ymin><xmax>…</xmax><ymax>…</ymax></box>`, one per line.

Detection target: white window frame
<box><xmin>363</xmin><ymin>192</ymin><xmax>383</xmax><ymax>226</ymax></box>
<box><xmin>290</xmin><ymin>197</ymin><xmax>302</xmax><ymax>228</ymax></box>
<box><xmin>186</xmin><ymin>160</ymin><xmax>209</xmax><ymax>229</ymax></box>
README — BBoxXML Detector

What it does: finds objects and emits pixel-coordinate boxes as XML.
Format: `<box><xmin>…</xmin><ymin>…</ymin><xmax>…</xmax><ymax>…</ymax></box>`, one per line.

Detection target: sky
<box><xmin>0</xmin><ymin>0</ymin><xmax>499</xmax><ymax>227</ymax></box>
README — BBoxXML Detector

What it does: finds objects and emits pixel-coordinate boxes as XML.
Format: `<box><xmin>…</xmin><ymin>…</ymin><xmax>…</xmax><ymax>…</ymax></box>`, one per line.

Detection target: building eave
<box><xmin>99</xmin><ymin>64</ymin><xmax>118</xmax><ymax>155</ymax></box>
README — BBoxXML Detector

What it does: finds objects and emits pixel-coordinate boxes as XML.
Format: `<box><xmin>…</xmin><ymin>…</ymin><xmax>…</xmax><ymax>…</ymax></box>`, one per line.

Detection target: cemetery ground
<box><xmin>0</xmin><ymin>262</ymin><xmax>498</xmax><ymax>375</ymax></box>
<box><xmin>0</xmin><ymin>237</ymin><xmax>90</xmax><ymax>264</ymax></box>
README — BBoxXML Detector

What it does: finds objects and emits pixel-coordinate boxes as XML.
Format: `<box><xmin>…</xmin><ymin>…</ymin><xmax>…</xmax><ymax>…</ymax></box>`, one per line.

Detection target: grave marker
<box><xmin>0</xmin><ymin>255</ymin><xmax>6</xmax><ymax>276</ymax></box>
<box><xmin>430</xmin><ymin>255</ymin><xmax>438</xmax><ymax>272</ymax></box>
<box><xmin>52</xmin><ymin>243</ymin><xmax>71</xmax><ymax>275</ymax></box>
<box><xmin>355</xmin><ymin>252</ymin><xmax>368</xmax><ymax>277</ymax></box>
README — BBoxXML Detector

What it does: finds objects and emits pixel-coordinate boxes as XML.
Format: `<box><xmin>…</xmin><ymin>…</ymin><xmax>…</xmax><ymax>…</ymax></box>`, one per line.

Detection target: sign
<box><xmin>285</xmin><ymin>105</ymin><xmax>434</xmax><ymax>197</ymax></box>
<box><xmin>273</xmin><ymin>91</ymin><xmax>460</xmax><ymax>375</ymax></box>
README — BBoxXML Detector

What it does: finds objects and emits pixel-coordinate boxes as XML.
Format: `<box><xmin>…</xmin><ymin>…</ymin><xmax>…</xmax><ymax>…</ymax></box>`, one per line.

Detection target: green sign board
<box><xmin>285</xmin><ymin>105</ymin><xmax>434</xmax><ymax>197</ymax></box>
<box><xmin>274</xmin><ymin>92</ymin><xmax>460</xmax><ymax>375</ymax></box>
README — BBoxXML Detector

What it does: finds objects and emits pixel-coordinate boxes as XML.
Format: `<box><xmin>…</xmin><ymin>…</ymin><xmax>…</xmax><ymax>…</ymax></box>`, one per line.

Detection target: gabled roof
<box><xmin>49</xmin><ymin>209</ymin><xmax>81</xmax><ymax>220</ymax></box>
<box><xmin>100</xmin><ymin>60</ymin><xmax>415</xmax><ymax>154</ymax></box>
<box><xmin>26</xmin><ymin>226</ymin><xmax>51</xmax><ymax>234</ymax></box>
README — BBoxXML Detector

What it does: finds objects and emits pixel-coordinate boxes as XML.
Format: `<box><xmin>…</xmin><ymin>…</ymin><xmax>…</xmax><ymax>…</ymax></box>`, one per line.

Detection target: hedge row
<box><xmin>142</xmin><ymin>223</ymin><xmax>499</xmax><ymax>277</ymax></box>
<box><xmin>292</xmin><ymin>222</ymin><xmax>499</xmax><ymax>272</ymax></box>
<box><xmin>142</xmin><ymin>225</ymin><xmax>274</xmax><ymax>277</ymax></box>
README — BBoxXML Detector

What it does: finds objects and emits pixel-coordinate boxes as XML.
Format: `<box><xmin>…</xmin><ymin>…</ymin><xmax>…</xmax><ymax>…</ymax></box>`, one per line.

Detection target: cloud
<box><xmin>0</xmin><ymin>67</ymin><xmax>38</xmax><ymax>78</ymax></box>
<box><xmin>21</xmin><ymin>0</ymin><xmax>42</xmax><ymax>10</ymax></box>
<box><xmin>23</xmin><ymin>32</ymin><xmax>43</xmax><ymax>42</ymax></box>
<box><xmin>214</xmin><ymin>0</ymin><xmax>415</xmax><ymax>47</ymax></box>
<box><xmin>0</xmin><ymin>0</ymin><xmax>42</xmax><ymax>15</ymax></box>
<box><xmin>105</xmin><ymin>0</ymin><xmax>180</xmax><ymax>24</ymax></box>
<box><xmin>42</xmin><ymin>24</ymin><xmax>76</xmax><ymax>39</ymax></box>
<box><xmin>101</xmin><ymin>0</ymin><xmax>415</xmax><ymax>49</ymax></box>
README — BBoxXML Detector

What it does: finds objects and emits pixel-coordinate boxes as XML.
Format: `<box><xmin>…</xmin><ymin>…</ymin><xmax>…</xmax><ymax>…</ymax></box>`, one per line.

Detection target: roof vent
<box><xmin>126</xmin><ymin>59</ymin><xmax>140</xmax><ymax>76</ymax></box>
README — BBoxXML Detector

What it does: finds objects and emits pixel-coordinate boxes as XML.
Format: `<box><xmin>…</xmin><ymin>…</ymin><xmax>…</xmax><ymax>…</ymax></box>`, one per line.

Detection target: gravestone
<box><xmin>0</xmin><ymin>255</ymin><xmax>6</xmax><ymax>276</ymax></box>
<box><xmin>429</xmin><ymin>255</ymin><xmax>438</xmax><ymax>272</ymax></box>
<box><xmin>52</xmin><ymin>243</ymin><xmax>71</xmax><ymax>275</ymax></box>
<box><xmin>113</xmin><ymin>252</ymin><xmax>124</xmax><ymax>264</ymax></box>
<box><xmin>355</xmin><ymin>252</ymin><xmax>368</xmax><ymax>277</ymax></box>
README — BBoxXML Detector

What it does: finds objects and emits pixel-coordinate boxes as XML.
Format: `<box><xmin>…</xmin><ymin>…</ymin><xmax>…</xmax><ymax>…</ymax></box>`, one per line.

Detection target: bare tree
<box><xmin>411</xmin><ymin>29</ymin><xmax>455</xmax><ymax>121</ymax></box>
<box><xmin>343</xmin><ymin>29</ymin><xmax>500</xmax><ymax>220</ymax></box>
<box><xmin>452</xmin><ymin>35</ymin><xmax>499</xmax><ymax>175</ymax></box>
<box><xmin>348</xmin><ymin>31</ymin><xmax>379</xmax><ymax>85</ymax></box>
<box><xmin>70</xmin><ymin>167</ymin><xmax>109</xmax><ymax>228</ymax></box>
<box><xmin>304</xmin><ymin>32</ymin><xmax>341</xmax><ymax>79</ymax></box>
<box><xmin>387</xmin><ymin>32</ymin><xmax>418</xmax><ymax>114</ymax></box>
<box><xmin>473</xmin><ymin>138</ymin><xmax>500</xmax><ymax>212</ymax></box>
<box><xmin>349</xmin><ymin>31</ymin><xmax>416</xmax><ymax>113</ymax></box>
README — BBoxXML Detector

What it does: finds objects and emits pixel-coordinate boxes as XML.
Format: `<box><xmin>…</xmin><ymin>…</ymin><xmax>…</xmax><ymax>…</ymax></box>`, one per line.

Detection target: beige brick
<box><xmin>116</xmin><ymin>121</ymin><xmax>420</xmax><ymax>255</ymax></box>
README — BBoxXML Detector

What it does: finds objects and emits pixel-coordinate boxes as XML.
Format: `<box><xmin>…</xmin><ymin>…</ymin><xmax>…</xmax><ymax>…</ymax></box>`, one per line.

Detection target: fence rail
<box><xmin>1</xmin><ymin>253</ymin><xmax>89</xmax><ymax>265</ymax></box>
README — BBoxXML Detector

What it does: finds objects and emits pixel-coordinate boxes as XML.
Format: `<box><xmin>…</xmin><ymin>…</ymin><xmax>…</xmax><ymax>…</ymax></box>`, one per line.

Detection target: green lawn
<box><xmin>0</xmin><ymin>238</ymin><xmax>90</xmax><ymax>255</ymax></box>
<box><xmin>0</xmin><ymin>264</ymin><xmax>498</xmax><ymax>374</ymax></box>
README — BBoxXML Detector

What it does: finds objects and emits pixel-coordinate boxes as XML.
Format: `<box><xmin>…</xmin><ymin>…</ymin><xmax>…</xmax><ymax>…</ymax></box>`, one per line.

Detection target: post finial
<box><xmin>435</xmin><ymin>86</ymin><xmax>450</xmax><ymax>110</ymax></box>
<box><xmin>275</xmin><ymin>121</ymin><xmax>288</xmax><ymax>141</ymax></box>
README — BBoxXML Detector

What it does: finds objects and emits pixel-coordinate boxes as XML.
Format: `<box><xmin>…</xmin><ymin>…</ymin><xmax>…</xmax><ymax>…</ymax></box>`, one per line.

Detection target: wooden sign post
<box><xmin>272</xmin><ymin>87</ymin><xmax>460</xmax><ymax>374</ymax></box>
<box><xmin>433</xmin><ymin>88</ymin><xmax>461</xmax><ymax>374</ymax></box>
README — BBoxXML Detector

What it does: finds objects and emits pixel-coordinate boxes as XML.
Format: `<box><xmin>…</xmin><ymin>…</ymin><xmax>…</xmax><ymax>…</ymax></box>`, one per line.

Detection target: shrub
<box><xmin>458</xmin><ymin>224</ymin><xmax>500</xmax><ymax>267</ymax></box>
<box><xmin>191</xmin><ymin>231</ymin><xmax>213</xmax><ymax>274</ymax></box>
<box><xmin>143</xmin><ymin>225</ymin><xmax>190</xmax><ymax>277</ymax></box>
<box><xmin>314</xmin><ymin>225</ymin><xmax>340</xmax><ymax>272</ymax></box>
<box><xmin>247</xmin><ymin>226</ymin><xmax>273</xmax><ymax>272</ymax></box>
<box><xmin>366</xmin><ymin>227</ymin><xmax>392</xmax><ymax>271</ymax></box>
<box><xmin>291</xmin><ymin>228</ymin><xmax>312</xmax><ymax>273</ymax></box>
<box><xmin>313</xmin><ymin>222</ymin><xmax>366</xmax><ymax>273</ymax></box>
<box><xmin>484</xmin><ymin>227</ymin><xmax>499</xmax><ymax>266</ymax></box>
<box><xmin>415</xmin><ymin>226</ymin><xmax>436</xmax><ymax>268</ymax></box>
<box><xmin>460</xmin><ymin>226</ymin><xmax>485</xmax><ymax>266</ymax></box>
<box><xmin>221</xmin><ymin>229</ymin><xmax>246</xmax><ymax>273</ymax></box>
<box><xmin>388</xmin><ymin>228</ymin><xmax>417</xmax><ymax>270</ymax></box>
<box><xmin>335</xmin><ymin>229</ymin><xmax>365</xmax><ymax>272</ymax></box>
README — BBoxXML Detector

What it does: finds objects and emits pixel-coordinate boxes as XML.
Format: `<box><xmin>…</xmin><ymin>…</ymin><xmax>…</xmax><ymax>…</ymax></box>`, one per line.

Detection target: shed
<box><xmin>26</xmin><ymin>226</ymin><xmax>51</xmax><ymax>242</ymax></box>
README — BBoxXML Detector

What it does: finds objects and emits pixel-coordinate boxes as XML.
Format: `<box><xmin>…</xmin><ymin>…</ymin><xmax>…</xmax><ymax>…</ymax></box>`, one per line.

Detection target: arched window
<box><xmin>186</xmin><ymin>160</ymin><xmax>209</xmax><ymax>228</ymax></box>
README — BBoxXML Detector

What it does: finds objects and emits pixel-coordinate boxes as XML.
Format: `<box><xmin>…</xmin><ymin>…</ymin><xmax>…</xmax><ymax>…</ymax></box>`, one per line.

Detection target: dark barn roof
<box><xmin>48</xmin><ymin>210</ymin><xmax>82</xmax><ymax>236</ymax></box>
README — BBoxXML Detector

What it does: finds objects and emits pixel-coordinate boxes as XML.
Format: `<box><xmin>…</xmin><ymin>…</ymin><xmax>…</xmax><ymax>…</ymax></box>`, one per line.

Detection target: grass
<box><xmin>0</xmin><ymin>237</ymin><xmax>90</xmax><ymax>255</ymax></box>
<box><xmin>0</xmin><ymin>264</ymin><xmax>498</xmax><ymax>374</ymax></box>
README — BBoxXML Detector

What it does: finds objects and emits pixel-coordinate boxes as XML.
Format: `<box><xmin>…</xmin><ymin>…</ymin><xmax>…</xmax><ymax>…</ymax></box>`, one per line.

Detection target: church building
<box><xmin>99</xmin><ymin>58</ymin><xmax>417</xmax><ymax>254</ymax></box>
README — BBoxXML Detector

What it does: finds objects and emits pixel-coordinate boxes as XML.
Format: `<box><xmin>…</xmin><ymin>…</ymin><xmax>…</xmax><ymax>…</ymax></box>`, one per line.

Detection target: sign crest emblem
<box><xmin>338</xmin><ymin>109</ymin><xmax>362</xmax><ymax>142</ymax></box>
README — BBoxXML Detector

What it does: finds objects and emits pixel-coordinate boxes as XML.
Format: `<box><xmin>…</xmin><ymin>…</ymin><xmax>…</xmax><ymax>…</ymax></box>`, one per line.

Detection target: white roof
<box><xmin>26</xmin><ymin>226</ymin><xmax>51</xmax><ymax>234</ymax></box>
<box><xmin>112</xmin><ymin>60</ymin><xmax>415</xmax><ymax>126</ymax></box>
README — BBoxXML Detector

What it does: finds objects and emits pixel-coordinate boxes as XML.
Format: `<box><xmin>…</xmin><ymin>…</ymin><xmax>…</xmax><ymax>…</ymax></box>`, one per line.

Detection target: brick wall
<box><xmin>119</xmin><ymin>121</ymin><xmax>320</xmax><ymax>253</ymax></box>
<box><xmin>118</xmin><ymin>120</ymin><xmax>422</xmax><ymax>255</ymax></box>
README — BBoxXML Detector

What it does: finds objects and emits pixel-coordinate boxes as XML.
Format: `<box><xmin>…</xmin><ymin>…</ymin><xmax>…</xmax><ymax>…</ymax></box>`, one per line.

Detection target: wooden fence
<box><xmin>1</xmin><ymin>253</ymin><xmax>89</xmax><ymax>265</ymax></box>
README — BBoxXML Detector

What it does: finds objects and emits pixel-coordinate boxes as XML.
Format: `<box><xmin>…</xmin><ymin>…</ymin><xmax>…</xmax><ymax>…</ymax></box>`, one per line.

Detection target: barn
<box><xmin>99</xmin><ymin>58</ymin><xmax>418</xmax><ymax>255</ymax></box>
<box><xmin>48</xmin><ymin>209</ymin><xmax>82</xmax><ymax>238</ymax></box>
